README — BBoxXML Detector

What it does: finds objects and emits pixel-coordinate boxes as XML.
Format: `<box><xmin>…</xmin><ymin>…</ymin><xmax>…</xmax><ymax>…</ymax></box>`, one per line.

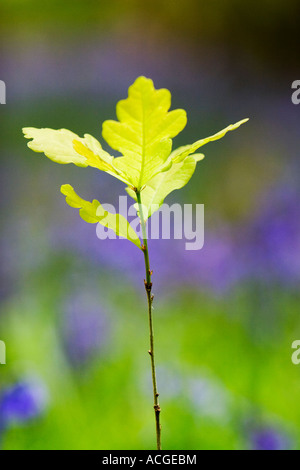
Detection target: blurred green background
<box><xmin>0</xmin><ymin>0</ymin><xmax>300</xmax><ymax>450</ymax></box>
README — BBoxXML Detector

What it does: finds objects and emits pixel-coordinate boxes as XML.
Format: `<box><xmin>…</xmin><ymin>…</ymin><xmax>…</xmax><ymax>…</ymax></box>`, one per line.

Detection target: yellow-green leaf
<box><xmin>127</xmin><ymin>154</ymin><xmax>205</xmax><ymax>218</ymax></box>
<box><xmin>22</xmin><ymin>128</ymin><xmax>116</xmax><ymax>171</ymax></box>
<box><xmin>102</xmin><ymin>76</ymin><xmax>187</xmax><ymax>189</ymax></box>
<box><xmin>61</xmin><ymin>184</ymin><xmax>141</xmax><ymax>249</ymax></box>
<box><xmin>171</xmin><ymin>119</ymin><xmax>249</xmax><ymax>163</ymax></box>
<box><xmin>72</xmin><ymin>140</ymin><xmax>130</xmax><ymax>184</ymax></box>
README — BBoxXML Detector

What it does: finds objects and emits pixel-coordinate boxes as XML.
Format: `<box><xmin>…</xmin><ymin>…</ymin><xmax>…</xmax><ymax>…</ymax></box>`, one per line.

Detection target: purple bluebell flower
<box><xmin>51</xmin><ymin>210</ymin><xmax>245</xmax><ymax>297</ymax></box>
<box><xmin>250</xmin><ymin>427</ymin><xmax>290</xmax><ymax>451</ymax></box>
<box><xmin>0</xmin><ymin>380</ymin><xmax>48</xmax><ymax>429</ymax></box>
<box><xmin>243</xmin><ymin>185</ymin><xmax>300</xmax><ymax>287</ymax></box>
<box><xmin>53</xmin><ymin>182</ymin><xmax>300</xmax><ymax>296</ymax></box>
<box><xmin>179</xmin><ymin>229</ymin><xmax>246</xmax><ymax>295</ymax></box>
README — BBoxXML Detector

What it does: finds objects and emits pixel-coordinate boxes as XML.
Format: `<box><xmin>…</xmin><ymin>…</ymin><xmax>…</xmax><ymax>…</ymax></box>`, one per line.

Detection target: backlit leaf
<box><xmin>102</xmin><ymin>76</ymin><xmax>187</xmax><ymax>189</ymax></box>
<box><xmin>127</xmin><ymin>154</ymin><xmax>205</xmax><ymax>218</ymax></box>
<box><xmin>22</xmin><ymin>128</ymin><xmax>131</xmax><ymax>183</ymax></box>
<box><xmin>170</xmin><ymin>119</ymin><xmax>249</xmax><ymax>163</ymax></box>
<box><xmin>61</xmin><ymin>184</ymin><xmax>141</xmax><ymax>249</ymax></box>
<box><xmin>23</xmin><ymin>78</ymin><xmax>248</xmax><ymax>229</ymax></box>
<box><xmin>72</xmin><ymin>140</ymin><xmax>130</xmax><ymax>184</ymax></box>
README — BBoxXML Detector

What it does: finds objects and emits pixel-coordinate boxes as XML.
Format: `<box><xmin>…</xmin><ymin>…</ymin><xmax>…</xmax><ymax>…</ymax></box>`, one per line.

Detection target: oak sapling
<box><xmin>23</xmin><ymin>76</ymin><xmax>248</xmax><ymax>450</ymax></box>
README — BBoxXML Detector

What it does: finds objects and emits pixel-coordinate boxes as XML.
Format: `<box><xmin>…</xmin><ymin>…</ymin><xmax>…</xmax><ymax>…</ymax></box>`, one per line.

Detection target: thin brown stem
<box><xmin>136</xmin><ymin>190</ymin><xmax>161</xmax><ymax>450</ymax></box>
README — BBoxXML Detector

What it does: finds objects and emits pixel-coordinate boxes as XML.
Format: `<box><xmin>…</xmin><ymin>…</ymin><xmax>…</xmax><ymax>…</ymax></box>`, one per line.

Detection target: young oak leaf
<box><xmin>127</xmin><ymin>154</ymin><xmax>205</xmax><ymax>219</ymax></box>
<box><xmin>127</xmin><ymin>117</ymin><xmax>248</xmax><ymax>218</ymax></box>
<box><xmin>72</xmin><ymin>140</ymin><xmax>130</xmax><ymax>184</ymax></box>
<box><xmin>22</xmin><ymin>128</ymin><xmax>121</xmax><ymax>175</ymax></box>
<box><xmin>61</xmin><ymin>184</ymin><xmax>141</xmax><ymax>249</ymax></box>
<box><xmin>102</xmin><ymin>76</ymin><xmax>187</xmax><ymax>190</ymax></box>
<box><xmin>71</xmin><ymin>140</ymin><xmax>114</xmax><ymax>172</ymax></box>
<box><xmin>170</xmin><ymin>118</ymin><xmax>249</xmax><ymax>163</ymax></box>
<box><xmin>23</xmin><ymin>78</ymin><xmax>248</xmax><ymax>226</ymax></box>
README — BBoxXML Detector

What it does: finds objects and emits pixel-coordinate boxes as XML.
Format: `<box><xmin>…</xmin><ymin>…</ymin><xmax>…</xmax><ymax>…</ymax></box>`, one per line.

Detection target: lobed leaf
<box><xmin>127</xmin><ymin>154</ymin><xmax>205</xmax><ymax>219</ymax></box>
<box><xmin>170</xmin><ymin>118</ymin><xmax>249</xmax><ymax>163</ymax></box>
<box><xmin>61</xmin><ymin>184</ymin><xmax>141</xmax><ymax>249</ymax></box>
<box><xmin>23</xmin><ymin>78</ymin><xmax>249</xmax><ymax>230</ymax></box>
<box><xmin>102</xmin><ymin>76</ymin><xmax>187</xmax><ymax>189</ymax></box>
<box><xmin>22</xmin><ymin>128</ymin><xmax>121</xmax><ymax>175</ymax></box>
<box><xmin>127</xmin><ymin>117</ymin><xmax>248</xmax><ymax>218</ymax></box>
<box><xmin>72</xmin><ymin>140</ymin><xmax>130</xmax><ymax>184</ymax></box>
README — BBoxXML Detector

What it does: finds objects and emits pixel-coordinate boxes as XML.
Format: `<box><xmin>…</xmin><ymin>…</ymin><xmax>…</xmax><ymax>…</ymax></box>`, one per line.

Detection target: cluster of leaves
<box><xmin>23</xmin><ymin>77</ymin><xmax>248</xmax><ymax>248</ymax></box>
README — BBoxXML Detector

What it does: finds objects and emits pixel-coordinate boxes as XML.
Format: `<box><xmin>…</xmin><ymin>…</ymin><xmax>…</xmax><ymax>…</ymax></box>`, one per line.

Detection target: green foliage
<box><xmin>169</xmin><ymin>120</ymin><xmax>248</xmax><ymax>164</ymax></box>
<box><xmin>61</xmin><ymin>185</ymin><xmax>141</xmax><ymax>249</ymax></box>
<box><xmin>127</xmin><ymin>153</ymin><xmax>204</xmax><ymax>219</ymax></box>
<box><xmin>102</xmin><ymin>76</ymin><xmax>187</xmax><ymax>189</ymax></box>
<box><xmin>23</xmin><ymin>128</ymin><xmax>109</xmax><ymax>168</ymax></box>
<box><xmin>23</xmin><ymin>76</ymin><xmax>248</xmax><ymax>243</ymax></box>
